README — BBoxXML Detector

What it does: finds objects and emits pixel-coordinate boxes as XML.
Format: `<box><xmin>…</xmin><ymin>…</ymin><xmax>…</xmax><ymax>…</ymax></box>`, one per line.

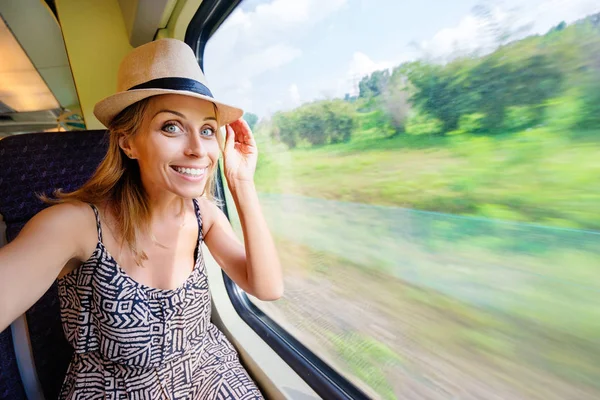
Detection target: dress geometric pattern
<box><xmin>57</xmin><ymin>200</ymin><xmax>263</xmax><ymax>399</ymax></box>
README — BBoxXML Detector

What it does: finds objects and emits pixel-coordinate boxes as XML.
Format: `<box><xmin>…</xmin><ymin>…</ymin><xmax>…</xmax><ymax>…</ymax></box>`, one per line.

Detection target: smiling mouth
<box><xmin>171</xmin><ymin>166</ymin><xmax>208</xmax><ymax>178</ymax></box>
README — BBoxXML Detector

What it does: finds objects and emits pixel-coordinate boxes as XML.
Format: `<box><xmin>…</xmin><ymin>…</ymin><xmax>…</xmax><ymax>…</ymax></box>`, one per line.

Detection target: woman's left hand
<box><xmin>223</xmin><ymin>118</ymin><xmax>258</xmax><ymax>189</ymax></box>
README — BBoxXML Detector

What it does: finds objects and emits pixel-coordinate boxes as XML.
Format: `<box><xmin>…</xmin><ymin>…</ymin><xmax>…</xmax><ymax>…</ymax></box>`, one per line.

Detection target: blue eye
<box><xmin>201</xmin><ymin>127</ymin><xmax>215</xmax><ymax>137</ymax></box>
<box><xmin>162</xmin><ymin>123</ymin><xmax>182</xmax><ymax>134</ymax></box>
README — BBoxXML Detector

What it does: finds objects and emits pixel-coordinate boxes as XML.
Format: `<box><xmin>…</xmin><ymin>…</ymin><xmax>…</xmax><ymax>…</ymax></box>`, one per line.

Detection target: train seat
<box><xmin>0</xmin><ymin>130</ymin><xmax>108</xmax><ymax>400</ymax></box>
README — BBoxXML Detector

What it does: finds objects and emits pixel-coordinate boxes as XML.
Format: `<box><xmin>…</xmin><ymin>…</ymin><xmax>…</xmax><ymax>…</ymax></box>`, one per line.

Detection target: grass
<box><xmin>327</xmin><ymin>332</ymin><xmax>403</xmax><ymax>400</ymax></box>
<box><xmin>254</xmin><ymin>121</ymin><xmax>600</xmax><ymax>231</ymax></box>
<box><xmin>257</xmin><ymin>235</ymin><xmax>600</xmax><ymax>399</ymax></box>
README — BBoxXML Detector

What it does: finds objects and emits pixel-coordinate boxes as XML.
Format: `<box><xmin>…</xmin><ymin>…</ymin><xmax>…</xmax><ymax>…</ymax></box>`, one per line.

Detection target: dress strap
<box><xmin>192</xmin><ymin>198</ymin><xmax>203</xmax><ymax>242</ymax></box>
<box><xmin>88</xmin><ymin>204</ymin><xmax>103</xmax><ymax>243</ymax></box>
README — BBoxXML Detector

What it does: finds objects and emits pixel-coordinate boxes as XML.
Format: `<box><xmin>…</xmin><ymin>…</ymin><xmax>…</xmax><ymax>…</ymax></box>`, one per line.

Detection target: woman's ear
<box><xmin>119</xmin><ymin>135</ymin><xmax>137</xmax><ymax>159</ymax></box>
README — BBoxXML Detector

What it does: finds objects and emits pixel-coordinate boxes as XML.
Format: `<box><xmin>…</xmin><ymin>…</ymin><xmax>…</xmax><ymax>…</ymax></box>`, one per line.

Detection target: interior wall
<box><xmin>55</xmin><ymin>0</ymin><xmax>133</xmax><ymax>129</ymax></box>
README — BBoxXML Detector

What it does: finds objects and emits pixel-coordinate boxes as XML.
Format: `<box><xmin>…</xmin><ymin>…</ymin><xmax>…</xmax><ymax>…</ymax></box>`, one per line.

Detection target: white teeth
<box><xmin>175</xmin><ymin>166</ymin><xmax>205</xmax><ymax>177</ymax></box>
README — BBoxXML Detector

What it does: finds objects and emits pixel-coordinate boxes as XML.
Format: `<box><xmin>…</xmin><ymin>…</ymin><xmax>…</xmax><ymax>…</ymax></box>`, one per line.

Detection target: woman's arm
<box><xmin>229</xmin><ymin>181</ymin><xmax>283</xmax><ymax>300</ymax></box>
<box><xmin>201</xmin><ymin>186</ymin><xmax>283</xmax><ymax>301</ymax></box>
<box><xmin>0</xmin><ymin>202</ymin><xmax>92</xmax><ymax>331</ymax></box>
<box><xmin>201</xmin><ymin>118</ymin><xmax>283</xmax><ymax>300</ymax></box>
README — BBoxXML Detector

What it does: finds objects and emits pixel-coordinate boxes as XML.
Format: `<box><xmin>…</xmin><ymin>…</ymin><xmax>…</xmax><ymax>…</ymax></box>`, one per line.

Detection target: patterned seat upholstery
<box><xmin>0</xmin><ymin>130</ymin><xmax>108</xmax><ymax>400</ymax></box>
<box><xmin>0</xmin><ymin>329</ymin><xmax>26</xmax><ymax>400</ymax></box>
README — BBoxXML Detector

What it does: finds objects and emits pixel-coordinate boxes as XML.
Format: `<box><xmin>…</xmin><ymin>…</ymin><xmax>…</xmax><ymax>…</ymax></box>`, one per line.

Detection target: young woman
<box><xmin>0</xmin><ymin>38</ymin><xmax>282</xmax><ymax>399</ymax></box>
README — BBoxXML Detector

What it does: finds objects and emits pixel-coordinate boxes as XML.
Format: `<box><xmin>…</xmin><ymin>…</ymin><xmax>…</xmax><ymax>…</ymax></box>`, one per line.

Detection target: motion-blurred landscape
<box><xmin>225</xmin><ymin>9</ymin><xmax>600</xmax><ymax>400</ymax></box>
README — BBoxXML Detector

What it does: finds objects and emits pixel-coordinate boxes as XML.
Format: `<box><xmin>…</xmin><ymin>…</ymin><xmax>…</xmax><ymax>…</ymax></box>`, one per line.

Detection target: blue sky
<box><xmin>204</xmin><ymin>0</ymin><xmax>599</xmax><ymax>118</ymax></box>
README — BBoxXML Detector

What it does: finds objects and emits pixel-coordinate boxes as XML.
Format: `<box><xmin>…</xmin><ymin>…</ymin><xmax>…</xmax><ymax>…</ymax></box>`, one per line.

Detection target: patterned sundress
<box><xmin>57</xmin><ymin>200</ymin><xmax>263</xmax><ymax>399</ymax></box>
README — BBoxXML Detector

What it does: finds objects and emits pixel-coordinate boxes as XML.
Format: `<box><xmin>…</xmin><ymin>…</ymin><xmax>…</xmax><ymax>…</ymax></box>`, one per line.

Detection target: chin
<box><xmin>174</xmin><ymin>186</ymin><xmax>207</xmax><ymax>199</ymax></box>
<box><xmin>162</xmin><ymin>179</ymin><xmax>206</xmax><ymax>199</ymax></box>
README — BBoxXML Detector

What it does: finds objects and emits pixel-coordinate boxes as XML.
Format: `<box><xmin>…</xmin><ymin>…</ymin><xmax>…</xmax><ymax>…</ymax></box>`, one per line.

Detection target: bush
<box><xmin>357</xmin><ymin>109</ymin><xmax>396</xmax><ymax>138</ymax></box>
<box><xmin>504</xmin><ymin>106</ymin><xmax>538</xmax><ymax>131</ymax></box>
<box><xmin>272</xmin><ymin>112</ymin><xmax>299</xmax><ymax>149</ymax></box>
<box><xmin>405</xmin><ymin>111</ymin><xmax>443</xmax><ymax>135</ymax></box>
<box><xmin>576</xmin><ymin>78</ymin><xmax>600</xmax><ymax>129</ymax></box>
<box><xmin>458</xmin><ymin>113</ymin><xmax>486</xmax><ymax>133</ymax></box>
<box><xmin>272</xmin><ymin>100</ymin><xmax>356</xmax><ymax>147</ymax></box>
<box><xmin>543</xmin><ymin>93</ymin><xmax>583</xmax><ymax>130</ymax></box>
<box><xmin>544</xmin><ymin>78</ymin><xmax>600</xmax><ymax>131</ymax></box>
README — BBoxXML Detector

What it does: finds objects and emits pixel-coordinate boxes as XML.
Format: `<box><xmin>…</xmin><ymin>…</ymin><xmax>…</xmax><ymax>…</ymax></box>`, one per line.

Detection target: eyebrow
<box><xmin>153</xmin><ymin>109</ymin><xmax>217</xmax><ymax>121</ymax></box>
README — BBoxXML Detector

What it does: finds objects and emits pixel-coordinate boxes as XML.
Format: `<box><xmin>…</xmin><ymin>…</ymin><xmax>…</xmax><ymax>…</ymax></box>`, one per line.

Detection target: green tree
<box><xmin>243</xmin><ymin>112</ymin><xmax>259</xmax><ymax>131</ymax></box>
<box><xmin>576</xmin><ymin>76</ymin><xmax>600</xmax><ymax>128</ymax></box>
<box><xmin>323</xmin><ymin>100</ymin><xmax>356</xmax><ymax>144</ymax></box>
<box><xmin>548</xmin><ymin>21</ymin><xmax>567</xmax><ymax>34</ymax></box>
<box><xmin>272</xmin><ymin>111</ymin><xmax>299</xmax><ymax>149</ymax></box>
<box><xmin>403</xmin><ymin>61</ymin><xmax>467</xmax><ymax>132</ymax></box>
<box><xmin>466</xmin><ymin>53</ymin><xmax>562</xmax><ymax>130</ymax></box>
<box><xmin>359</xmin><ymin>69</ymin><xmax>390</xmax><ymax>99</ymax></box>
<box><xmin>272</xmin><ymin>100</ymin><xmax>356</xmax><ymax>147</ymax></box>
<box><xmin>404</xmin><ymin>50</ymin><xmax>562</xmax><ymax>133</ymax></box>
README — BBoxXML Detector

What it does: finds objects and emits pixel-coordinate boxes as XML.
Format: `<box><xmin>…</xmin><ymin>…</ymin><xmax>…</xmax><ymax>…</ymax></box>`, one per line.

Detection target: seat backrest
<box><xmin>0</xmin><ymin>212</ymin><xmax>26</xmax><ymax>400</ymax></box>
<box><xmin>0</xmin><ymin>130</ymin><xmax>108</xmax><ymax>400</ymax></box>
<box><xmin>0</xmin><ymin>329</ymin><xmax>26</xmax><ymax>400</ymax></box>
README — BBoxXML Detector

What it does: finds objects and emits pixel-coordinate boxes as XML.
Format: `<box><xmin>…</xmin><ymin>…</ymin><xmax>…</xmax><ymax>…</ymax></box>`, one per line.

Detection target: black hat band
<box><xmin>128</xmin><ymin>77</ymin><xmax>213</xmax><ymax>98</ymax></box>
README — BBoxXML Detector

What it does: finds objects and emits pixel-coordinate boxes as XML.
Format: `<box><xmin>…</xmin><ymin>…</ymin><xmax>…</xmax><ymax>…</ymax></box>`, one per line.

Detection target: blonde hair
<box><xmin>44</xmin><ymin>96</ymin><xmax>223</xmax><ymax>265</ymax></box>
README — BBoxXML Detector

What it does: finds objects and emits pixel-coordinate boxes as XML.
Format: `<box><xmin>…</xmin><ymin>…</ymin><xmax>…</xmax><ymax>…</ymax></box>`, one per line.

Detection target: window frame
<box><xmin>184</xmin><ymin>1</ymin><xmax>371</xmax><ymax>399</ymax></box>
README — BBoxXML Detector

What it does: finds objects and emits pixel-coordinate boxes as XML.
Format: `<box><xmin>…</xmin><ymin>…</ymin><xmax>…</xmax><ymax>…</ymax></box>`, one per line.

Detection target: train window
<box><xmin>205</xmin><ymin>1</ymin><xmax>600</xmax><ymax>399</ymax></box>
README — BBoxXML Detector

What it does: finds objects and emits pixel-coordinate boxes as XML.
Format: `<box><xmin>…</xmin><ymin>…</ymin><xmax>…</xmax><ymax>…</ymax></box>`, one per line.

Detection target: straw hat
<box><xmin>94</xmin><ymin>38</ymin><xmax>243</xmax><ymax>127</ymax></box>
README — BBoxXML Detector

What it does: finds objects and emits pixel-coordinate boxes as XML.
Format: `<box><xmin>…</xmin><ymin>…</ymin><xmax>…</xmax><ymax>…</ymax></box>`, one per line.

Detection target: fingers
<box><xmin>229</xmin><ymin>118</ymin><xmax>256</xmax><ymax>146</ymax></box>
<box><xmin>225</xmin><ymin>124</ymin><xmax>235</xmax><ymax>152</ymax></box>
<box><xmin>230</xmin><ymin>118</ymin><xmax>250</xmax><ymax>134</ymax></box>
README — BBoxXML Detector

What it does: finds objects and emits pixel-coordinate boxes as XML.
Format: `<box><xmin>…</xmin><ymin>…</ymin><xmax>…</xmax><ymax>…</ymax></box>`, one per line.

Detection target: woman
<box><xmin>0</xmin><ymin>39</ymin><xmax>282</xmax><ymax>399</ymax></box>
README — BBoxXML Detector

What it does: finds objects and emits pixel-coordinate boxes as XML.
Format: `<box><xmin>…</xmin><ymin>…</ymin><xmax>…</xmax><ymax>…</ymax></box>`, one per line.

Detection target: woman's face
<box><xmin>124</xmin><ymin>94</ymin><xmax>220</xmax><ymax>200</ymax></box>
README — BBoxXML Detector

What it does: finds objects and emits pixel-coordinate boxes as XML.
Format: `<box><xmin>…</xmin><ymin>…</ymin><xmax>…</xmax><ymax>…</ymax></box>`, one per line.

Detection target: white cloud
<box><xmin>416</xmin><ymin>4</ymin><xmax>522</xmax><ymax>61</ymax></box>
<box><xmin>347</xmin><ymin>52</ymin><xmax>394</xmax><ymax>80</ymax></box>
<box><xmin>206</xmin><ymin>0</ymin><xmax>599</xmax><ymax>116</ymax></box>
<box><xmin>217</xmin><ymin>0</ymin><xmax>347</xmax><ymax>53</ymax></box>
<box><xmin>205</xmin><ymin>0</ymin><xmax>348</xmax><ymax>114</ymax></box>
<box><xmin>241</xmin><ymin>44</ymin><xmax>302</xmax><ymax>79</ymax></box>
<box><xmin>420</xmin><ymin>14</ymin><xmax>484</xmax><ymax>59</ymax></box>
<box><xmin>305</xmin><ymin>0</ymin><xmax>599</xmax><ymax>103</ymax></box>
<box><xmin>535</xmin><ymin>0</ymin><xmax>599</xmax><ymax>30</ymax></box>
<box><xmin>338</xmin><ymin>52</ymin><xmax>409</xmax><ymax>97</ymax></box>
<box><xmin>289</xmin><ymin>83</ymin><xmax>301</xmax><ymax>105</ymax></box>
<box><xmin>416</xmin><ymin>0</ymin><xmax>599</xmax><ymax>62</ymax></box>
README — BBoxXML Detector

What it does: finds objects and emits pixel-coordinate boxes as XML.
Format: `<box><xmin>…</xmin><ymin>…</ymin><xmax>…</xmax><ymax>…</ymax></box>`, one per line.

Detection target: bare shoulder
<box><xmin>32</xmin><ymin>201</ymin><xmax>94</xmax><ymax>227</ymax></box>
<box><xmin>25</xmin><ymin>201</ymin><xmax>98</xmax><ymax>261</ymax></box>
<box><xmin>195</xmin><ymin>197</ymin><xmax>226</xmax><ymax>233</ymax></box>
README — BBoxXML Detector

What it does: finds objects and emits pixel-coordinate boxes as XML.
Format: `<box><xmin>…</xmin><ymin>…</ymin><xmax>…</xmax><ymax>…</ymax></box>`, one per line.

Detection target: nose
<box><xmin>184</xmin><ymin>133</ymin><xmax>207</xmax><ymax>158</ymax></box>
